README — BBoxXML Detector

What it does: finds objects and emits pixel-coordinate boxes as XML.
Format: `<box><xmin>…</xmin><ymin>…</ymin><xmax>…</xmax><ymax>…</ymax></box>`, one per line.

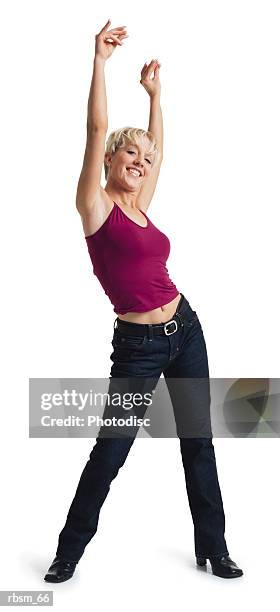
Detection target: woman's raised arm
<box><xmin>76</xmin><ymin>20</ymin><xmax>128</xmax><ymax>214</ymax></box>
<box><xmin>136</xmin><ymin>60</ymin><xmax>164</xmax><ymax>212</ymax></box>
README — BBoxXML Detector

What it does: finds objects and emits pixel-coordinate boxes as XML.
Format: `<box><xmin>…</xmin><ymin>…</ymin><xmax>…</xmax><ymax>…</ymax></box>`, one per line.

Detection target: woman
<box><xmin>44</xmin><ymin>19</ymin><xmax>243</xmax><ymax>582</ymax></box>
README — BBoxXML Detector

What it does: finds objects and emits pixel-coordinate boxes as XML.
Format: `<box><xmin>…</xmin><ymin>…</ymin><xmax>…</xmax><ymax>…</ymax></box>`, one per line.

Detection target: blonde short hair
<box><xmin>104</xmin><ymin>126</ymin><xmax>159</xmax><ymax>180</ymax></box>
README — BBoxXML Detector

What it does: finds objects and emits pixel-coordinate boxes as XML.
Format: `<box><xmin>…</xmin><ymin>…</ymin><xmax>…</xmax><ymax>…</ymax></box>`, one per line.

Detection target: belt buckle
<box><xmin>164</xmin><ymin>319</ymin><xmax>178</xmax><ymax>336</ymax></box>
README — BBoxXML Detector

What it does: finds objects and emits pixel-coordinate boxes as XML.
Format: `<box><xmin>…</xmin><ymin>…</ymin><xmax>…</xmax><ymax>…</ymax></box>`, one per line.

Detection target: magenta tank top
<box><xmin>85</xmin><ymin>201</ymin><xmax>180</xmax><ymax>314</ymax></box>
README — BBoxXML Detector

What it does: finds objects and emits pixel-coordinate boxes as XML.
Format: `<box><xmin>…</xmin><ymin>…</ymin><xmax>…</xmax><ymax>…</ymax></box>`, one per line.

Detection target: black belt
<box><xmin>114</xmin><ymin>306</ymin><xmax>188</xmax><ymax>337</ymax></box>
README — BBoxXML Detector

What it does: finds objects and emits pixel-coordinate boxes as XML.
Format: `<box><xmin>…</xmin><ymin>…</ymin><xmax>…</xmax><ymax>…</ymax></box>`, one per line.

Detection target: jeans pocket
<box><xmin>110</xmin><ymin>335</ymin><xmax>148</xmax><ymax>365</ymax></box>
<box><xmin>112</xmin><ymin>332</ymin><xmax>147</xmax><ymax>351</ymax></box>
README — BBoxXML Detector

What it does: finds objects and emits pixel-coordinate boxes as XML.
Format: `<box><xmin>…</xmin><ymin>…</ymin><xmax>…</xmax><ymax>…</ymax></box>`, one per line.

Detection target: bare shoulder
<box><xmin>78</xmin><ymin>187</ymin><xmax>114</xmax><ymax>238</ymax></box>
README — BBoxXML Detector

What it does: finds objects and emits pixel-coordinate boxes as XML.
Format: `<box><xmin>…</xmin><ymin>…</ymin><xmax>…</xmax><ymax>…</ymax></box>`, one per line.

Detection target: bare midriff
<box><xmin>116</xmin><ymin>292</ymin><xmax>182</xmax><ymax>324</ymax></box>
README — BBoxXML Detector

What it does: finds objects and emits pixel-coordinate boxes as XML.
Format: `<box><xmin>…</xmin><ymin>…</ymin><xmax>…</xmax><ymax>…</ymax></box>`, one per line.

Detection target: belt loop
<box><xmin>113</xmin><ymin>317</ymin><xmax>118</xmax><ymax>330</ymax></box>
<box><xmin>176</xmin><ymin>312</ymin><xmax>184</xmax><ymax>327</ymax></box>
<box><xmin>147</xmin><ymin>324</ymin><xmax>153</xmax><ymax>342</ymax></box>
<box><xmin>176</xmin><ymin>293</ymin><xmax>184</xmax><ymax>313</ymax></box>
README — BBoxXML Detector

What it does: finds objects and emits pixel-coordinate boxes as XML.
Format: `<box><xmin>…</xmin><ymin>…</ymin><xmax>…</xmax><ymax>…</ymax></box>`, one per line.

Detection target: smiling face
<box><xmin>105</xmin><ymin>138</ymin><xmax>154</xmax><ymax>191</ymax></box>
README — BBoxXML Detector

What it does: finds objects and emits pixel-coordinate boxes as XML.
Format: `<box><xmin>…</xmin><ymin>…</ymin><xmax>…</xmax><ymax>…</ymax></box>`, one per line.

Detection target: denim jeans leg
<box><xmin>179</xmin><ymin>436</ymin><xmax>229</xmax><ymax>558</ymax></box>
<box><xmin>56</xmin><ymin>332</ymin><xmax>163</xmax><ymax>563</ymax></box>
<box><xmin>163</xmin><ymin>305</ymin><xmax>229</xmax><ymax>558</ymax></box>
<box><xmin>56</xmin><ymin>436</ymin><xmax>135</xmax><ymax>563</ymax></box>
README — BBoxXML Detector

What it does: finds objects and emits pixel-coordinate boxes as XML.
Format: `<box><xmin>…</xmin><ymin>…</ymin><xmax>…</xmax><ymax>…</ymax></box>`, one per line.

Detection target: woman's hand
<box><xmin>95</xmin><ymin>19</ymin><xmax>129</xmax><ymax>61</ymax></box>
<box><xmin>140</xmin><ymin>59</ymin><xmax>161</xmax><ymax>98</ymax></box>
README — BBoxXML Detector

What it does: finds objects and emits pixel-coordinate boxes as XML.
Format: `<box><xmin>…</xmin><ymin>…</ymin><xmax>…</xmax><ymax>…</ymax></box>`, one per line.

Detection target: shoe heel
<box><xmin>196</xmin><ymin>556</ymin><xmax>207</xmax><ymax>566</ymax></box>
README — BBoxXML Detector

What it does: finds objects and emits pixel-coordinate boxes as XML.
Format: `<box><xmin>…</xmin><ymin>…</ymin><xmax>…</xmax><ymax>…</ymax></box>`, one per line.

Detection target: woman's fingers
<box><xmin>149</xmin><ymin>59</ymin><xmax>160</xmax><ymax>68</ymax></box>
<box><xmin>154</xmin><ymin>63</ymin><xmax>160</xmax><ymax>79</ymax></box>
<box><xmin>104</xmin><ymin>33</ymin><xmax>126</xmax><ymax>45</ymax></box>
<box><xmin>97</xmin><ymin>20</ymin><xmax>128</xmax><ymax>36</ymax></box>
<box><xmin>108</xmin><ymin>29</ymin><xmax>128</xmax><ymax>36</ymax></box>
<box><xmin>104</xmin><ymin>34</ymin><xmax>121</xmax><ymax>45</ymax></box>
<box><xmin>143</xmin><ymin>59</ymin><xmax>160</xmax><ymax>69</ymax></box>
<box><xmin>141</xmin><ymin>62</ymin><xmax>150</xmax><ymax>77</ymax></box>
<box><xmin>98</xmin><ymin>19</ymin><xmax>111</xmax><ymax>35</ymax></box>
<box><xmin>109</xmin><ymin>26</ymin><xmax>127</xmax><ymax>31</ymax></box>
<box><xmin>141</xmin><ymin>59</ymin><xmax>161</xmax><ymax>79</ymax></box>
<box><xmin>104</xmin><ymin>25</ymin><xmax>128</xmax><ymax>46</ymax></box>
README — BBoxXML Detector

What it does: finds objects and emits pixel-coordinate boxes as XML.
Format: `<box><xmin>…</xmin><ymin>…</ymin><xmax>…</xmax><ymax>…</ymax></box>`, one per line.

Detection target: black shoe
<box><xmin>44</xmin><ymin>556</ymin><xmax>77</xmax><ymax>583</ymax></box>
<box><xmin>196</xmin><ymin>553</ymin><xmax>243</xmax><ymax>578</ymax></box>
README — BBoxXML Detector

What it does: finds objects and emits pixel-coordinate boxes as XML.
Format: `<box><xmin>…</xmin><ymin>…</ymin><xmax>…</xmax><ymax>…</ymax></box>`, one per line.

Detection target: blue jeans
<box><xmin>56</xmin><ymin>294</ymin><xmax>229</xmax><ymax>562</ymax></box>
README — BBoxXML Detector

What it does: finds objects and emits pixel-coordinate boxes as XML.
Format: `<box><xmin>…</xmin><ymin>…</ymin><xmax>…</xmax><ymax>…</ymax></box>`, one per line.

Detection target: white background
<box><xmin>1</xmin><ymin>0</ymin><xmax>280</xmax><ymax>609</ymax></box>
